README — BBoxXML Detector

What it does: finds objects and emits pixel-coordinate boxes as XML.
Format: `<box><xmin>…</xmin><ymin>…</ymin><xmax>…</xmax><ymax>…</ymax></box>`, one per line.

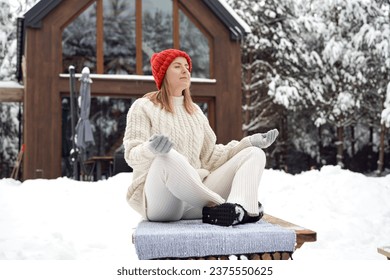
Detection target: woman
<box><xmin>123</xmin><ymin>49</ymin><xmax>278</xmax><ymax>227</ymax></box>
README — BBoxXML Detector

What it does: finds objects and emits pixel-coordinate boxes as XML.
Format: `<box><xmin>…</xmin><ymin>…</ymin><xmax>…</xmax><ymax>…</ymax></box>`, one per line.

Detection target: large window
<box><xmin>61</xmin><ymin>96</ymin><xmax>135</xmax><ymax>177</ymax></box>
<box><xmin>142</xmin><ymin>0</ymin><xmax>173</xmax><ymax>74</ymax></box>
<box><xmin>62</xmin><ymin>0</ymin><xmax>211</xmax><ymax>78</ymax></box>
<box><xmin>61</xmin><ymin>0</ymin><xmax>214</xmax><ymax>173</ymax></box>
<box><xmin>103</xmin><ymin>0</ymin><xmax>136</xmax><ymax>74</ymax></box>
<box><xmin>179</xmin><ymin>9</ymin><xmax>209</xmax><ymax>78</ymax></box>
<box><xmin>62</xmin><ymin>3</ymin><xmax>97</xmax><ymax>73</ymax></box>
<box><xmin>61</xmin><ymin>95</ymin><xmax>209</xmax><ymax>177</ymax></box>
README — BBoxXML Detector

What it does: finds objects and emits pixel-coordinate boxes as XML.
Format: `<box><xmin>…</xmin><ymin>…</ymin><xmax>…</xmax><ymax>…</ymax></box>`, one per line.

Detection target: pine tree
<box><xmin>103</xmin><ymin>0</ymin><xmax>136</xmax><ymax>74</ymax></box>
<box><xmin>306</xmin><ymin>0</ymin><xmax>389</xmax><ymax>170</ymax></box>
<box><xmin>378</xmin><ymin>82</ymin><xmax>390</xmax><ymax>173</ymax></box>
<box><xmin>228</xmin><ymin>0</ymin><xmax>390</xmax><ymax>172</ymax></box>
<box><xmin>62</xmin><ymin>3</ymin><xmax>97</xmax><ymax>73</ymax></box>
<box><xmin>227</xmin><ymin>0</ymin><xmax>322</xmax><ymax>169</ymax></box>
<box><xmin>0</xmin><ymin>0</ymin><xmax>37</xmax><ymax>178</ymax></box>
<box><xmin>0</xmin><ymin>0</ymin><xmax>16</xmax><ymax>80</ymax></box>
<box><xmin>0</xmin><ymin>0</ymin><xmax>21</xmax><ymax>178</ymax></box>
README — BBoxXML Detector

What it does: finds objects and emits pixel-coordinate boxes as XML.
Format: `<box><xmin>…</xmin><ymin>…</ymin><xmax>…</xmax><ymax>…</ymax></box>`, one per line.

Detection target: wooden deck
<box><xmin>263</xmin><ymin>214</ymin><xmax>317</xmax><ymax>249</ymax></box>
<box><xmin>0</xmin><ymin>81</ymin><xmax>24</xmax><ymax>102</ymax></box>
<box><xmin>377</xmin><ymin>246</ymin><xmax>390</xmax><ymax>260</ymax></box>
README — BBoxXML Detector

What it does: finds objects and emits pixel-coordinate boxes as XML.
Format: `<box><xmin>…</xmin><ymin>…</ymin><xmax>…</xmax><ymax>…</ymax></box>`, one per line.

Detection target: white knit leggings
<box><xmin>144</xmin><ymin>147</ymin><xmax>266</xmax><ymax>221</ymax></box>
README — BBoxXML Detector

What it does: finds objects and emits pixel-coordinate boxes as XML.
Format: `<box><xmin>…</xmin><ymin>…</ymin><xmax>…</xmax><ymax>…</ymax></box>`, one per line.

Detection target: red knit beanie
<box><xmin>150</xmin><ymin>49</ymin><xmax>192</xmax><ymax>90</ymax></box>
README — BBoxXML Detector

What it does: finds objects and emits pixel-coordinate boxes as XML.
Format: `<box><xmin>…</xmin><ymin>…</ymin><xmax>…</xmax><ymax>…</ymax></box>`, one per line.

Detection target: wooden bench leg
<box><xmin>296</xmin><ymin>242</ymin><xmax>304</xmax><ymax>249</ymax></box>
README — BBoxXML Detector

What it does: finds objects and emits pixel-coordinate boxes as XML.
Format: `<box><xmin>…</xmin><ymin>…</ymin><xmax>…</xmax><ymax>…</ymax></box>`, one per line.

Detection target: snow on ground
<box><xmin>0</xmin><ymin>165</ymin><xmax>389</xmax><ymax>260</ymax></box>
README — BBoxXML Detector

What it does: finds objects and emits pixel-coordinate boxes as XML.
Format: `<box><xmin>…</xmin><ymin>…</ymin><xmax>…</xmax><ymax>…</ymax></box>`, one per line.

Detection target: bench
<box><xmin>132</xmin><ymin>214</ymin><xmax>316</xmax><ymax>260</ymax></box>
<box><xmin>263</xmin><ymin>214</ymin><xmax>317</xmax><ymax>250</ymax></box>
<box><xmin>377</xmin><ymin>246</ymin><xmax>390</xmax><ymax>260</ymax></box>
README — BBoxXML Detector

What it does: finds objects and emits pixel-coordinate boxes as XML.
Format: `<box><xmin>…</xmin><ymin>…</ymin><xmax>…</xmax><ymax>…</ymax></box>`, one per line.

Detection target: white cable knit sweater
<box><xmin>123</xmin><ymin>95</ymin><xmax>252</xmax><ymax>218</ymax></box>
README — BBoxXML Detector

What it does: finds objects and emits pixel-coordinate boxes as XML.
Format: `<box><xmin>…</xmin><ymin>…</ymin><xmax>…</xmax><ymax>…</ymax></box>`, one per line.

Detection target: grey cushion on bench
<box><xmin>134</xmin><ymin>219</ymin><xmax>296</xmax><ymax>260</ymax></box>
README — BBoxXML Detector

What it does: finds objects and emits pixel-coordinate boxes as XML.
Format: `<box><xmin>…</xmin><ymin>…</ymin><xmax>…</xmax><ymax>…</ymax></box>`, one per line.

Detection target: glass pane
<box><xmin>142</xmin><ymin>0</ymin><xmax>173</xmax><ymax>74</ymax></box>
<box><xmin>179</xmin><ymin>10</ymin><xmax>210</xmax><ymax>78</ymax></box>
<box><xmin>61</xmin><ymin>96</ymin><xmax>135</xmax><ymax>177</ymax></box>
<box><xmin>62</xmin><ymin>3</ymin><xmax>97</xmax><ymax>73</ymax></box>
<box><xmin>197</xmin><ymin>102</ymin><xmax>208</xmax><ymax>117</ymax></box>
<box><xmin>103</xmin><ymin>0</ymin><xmax>136</xmax><ymax>74</ymax></box>
<box><xmin>0</xmin><ymin>102</ymin><xmax>22</xmax><ymax>179</ymax></box>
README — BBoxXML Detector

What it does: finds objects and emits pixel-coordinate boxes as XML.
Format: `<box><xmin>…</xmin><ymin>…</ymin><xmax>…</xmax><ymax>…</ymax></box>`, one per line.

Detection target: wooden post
<box><xmin>368</xmin><ymin>126</ymin><xmax>374</xmax><ymax>171</ymax></box>
<box><xmin>336</xmin><ymin>126</ymin><xmax>344</xmax><ymax>167</ymax></box>
<box><xmin>317</xmin><ymin>125</ymin><xmax>322</xmax><ymax>166</ymax></box>
<box><xmin>377</xmin><ymin>124</ymin><xmax>386</xmax><ymax>174</ymax></box>
<box><xmin>350</xmin><ymin>125</ymin><xmax>355</xmax><ymax>158</ymax></box>
<box><xmin>96</xmin><ymin>0</ymin><xmax>104</xmax><ymax>74</ymax></box>
<box><xmin>136</xmin><ymin>0</ymin><xmax>142</xmax><ymax>75</ymax></box>
<box><xmin>173</xmin><ymin>0</ymin><xmax>179</xmax><ymax>49</ymax></box>
<box><xmin>10</xmin><ymin>144</ymin><xmax>25</xmax><ymax>180</ymax></box>
<box><xmin>69</xmin><ymin>66</ymin><xmax>79</xmax><ymax>180</ymax></box>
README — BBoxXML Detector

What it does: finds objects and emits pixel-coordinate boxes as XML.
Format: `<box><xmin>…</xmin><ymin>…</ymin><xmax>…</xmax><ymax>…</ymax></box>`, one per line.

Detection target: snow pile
<box><xmin>0</xmin><ymin>173</ymin><xmax>138</xmax><ymax>260</ymax></box>
<box><xmin>0</xmin><ymin>166</ymin><xmax>389</xmax><ymax>260</ymax></box>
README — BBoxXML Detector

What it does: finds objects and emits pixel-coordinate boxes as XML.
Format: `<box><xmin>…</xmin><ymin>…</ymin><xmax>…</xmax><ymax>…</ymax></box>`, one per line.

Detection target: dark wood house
<box><xmin>20</xmin><ymin>0</ymin><xmax>249</xmax><ymax>180</ymax></box>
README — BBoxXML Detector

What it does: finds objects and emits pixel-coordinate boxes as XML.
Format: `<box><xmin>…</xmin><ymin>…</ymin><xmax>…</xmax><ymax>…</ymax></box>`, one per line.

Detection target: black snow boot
<box><xmin>202</xmin><ymin>202</ymin><xmax>264</xmax><ymax>227</ymax></box>
<box><xmin>202</xmin><ymin>203</ymin><xmax>243</xmax><ymax>227</ymax></box>
<box><xmin>238</xmin><ymin>202</ymin><xmax>264</xmax><ymax>225</ymax></box>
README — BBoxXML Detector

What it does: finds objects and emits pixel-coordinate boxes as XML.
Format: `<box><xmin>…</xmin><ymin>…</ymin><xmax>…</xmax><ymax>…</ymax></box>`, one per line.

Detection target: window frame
<box><xmin>89</xmin><ymin>0</ymin><xmax>213</xmax><ymax>77</ymax></box>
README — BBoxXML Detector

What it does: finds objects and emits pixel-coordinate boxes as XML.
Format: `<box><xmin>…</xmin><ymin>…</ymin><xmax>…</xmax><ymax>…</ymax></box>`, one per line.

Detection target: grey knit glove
<box><xmin>148</xmin><ymin>134</ymin><xmax>173</xmax><ymax>154</ymax></box>
<box><xmin>249</xmin><ymin>129</ymin><xmax>279</xmax><ymax>149</ymax></box>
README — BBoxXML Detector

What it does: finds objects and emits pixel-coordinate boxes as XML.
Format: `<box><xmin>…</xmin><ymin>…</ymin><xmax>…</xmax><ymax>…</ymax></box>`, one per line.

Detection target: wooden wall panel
<box><xmin>0</xmin><ymin>86</ymin><xmax>24</xmax><ymax>102</ymax></box>
<box><xmin>23</xmin><ymin>0</ymin><xmax>98</xmax><ymax>180</ymax></box>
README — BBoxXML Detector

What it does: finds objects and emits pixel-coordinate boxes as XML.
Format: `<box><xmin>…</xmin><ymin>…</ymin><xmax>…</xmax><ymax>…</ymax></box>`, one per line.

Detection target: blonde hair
<box><xmin>144</xmin><ymin>79</ymin><xmax>197</xmax><ymax>114</ymax></box>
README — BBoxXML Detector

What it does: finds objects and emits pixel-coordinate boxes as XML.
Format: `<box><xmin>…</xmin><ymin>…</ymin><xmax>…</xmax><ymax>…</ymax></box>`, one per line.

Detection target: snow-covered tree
<box><xmin>227</xmin><ymin>0</ymin><xmax>390</xmax><ymax>172</ymax></box>
<box><xmin>227</xmin><ymin>0</ymin><xmax>325</xmax><ymax>170</ymax></box>
<box><xmin>0</xmin><ymin>0</ymin><xmax>38</xmax><ymax>178</ymax></box>
<box><xmin>298</xmin><ymin>1</ymin><xmax>367</xmax><ymax>166</ymax></box>
<box><xmin>378</xmin><ymin>82</ymin><xmax>390</xmax><ymax>172</ymax></box>
<box><xmin>229</xmin><ymin>0</ymin><xmax>294</xmax><ymax>131</ymax></box>
<box><xmin>348</xmin><ymin>0</ymin><xmax>390</xmax><ymax>173</ymax></box>
<box><xmin>0</xmin><ymin>0</ymin><xmax>32</xmax><ymax>178</ymax></box>
<box><xmin>62</xmin><ymin>3</ymin><xmax>97</xmax><ymax>73</ymax></box>
<box><xmin>382</xmin><ymin>83</ymin><xmax>390</xmax><ymax>129</ymax></box>
<box><xmin>291</xmin><ymin>0</ymin><xmax>390</xmax><ymax>171</ymax></box>
<box><xmin>0</xmin><ymin>0</ymin><xmax>16</xmax><ymax>80</ymax></box>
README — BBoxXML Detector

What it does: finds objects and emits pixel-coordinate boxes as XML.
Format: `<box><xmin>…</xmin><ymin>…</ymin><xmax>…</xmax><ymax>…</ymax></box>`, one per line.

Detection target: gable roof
<box><xmin>24</xmin><ymin>0</ymin><xmax>62</xmax><ymax>29</ymax></box>
<box><xmin>23</xmin><ymin>0</ymin><xmax>250</xmax><ymax>39</ymax></box>
<box><xmin>203</xmin><ymin>0</ymin><xmax>251</xmax><ymax>40</ymax></box>
<box><xmin>18</xmin><ymin>0</ymin><xmax>251</xmax><ymax>81</ymax></box>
